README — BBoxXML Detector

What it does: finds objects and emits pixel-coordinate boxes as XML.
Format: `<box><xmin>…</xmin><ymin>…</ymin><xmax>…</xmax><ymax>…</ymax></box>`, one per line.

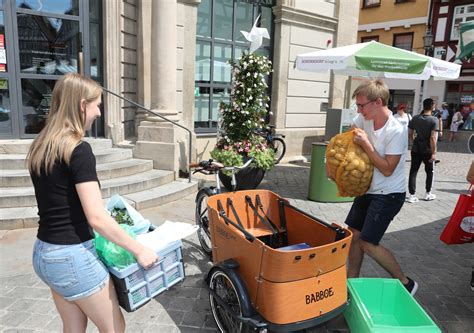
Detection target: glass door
<box><xmin>0</xmin><ymin>0</ymin><xmax>18</xmax><ymax>138</ymax></box>
<box><xmin>0</xmin><ymin>0</ymin><xmax>101</xmax><ymax>139</ymax></box>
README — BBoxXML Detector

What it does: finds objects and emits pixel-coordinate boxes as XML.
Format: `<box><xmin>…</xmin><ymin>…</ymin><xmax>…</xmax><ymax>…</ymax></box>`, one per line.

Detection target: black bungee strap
<box><xmin>245</xmin><ymin>195</ymin><xmax>280</xmax><ymax>247</ymax></box>
<box><xmin>216</xmin><ymin>199</ymin><xmax>255</xmax><ymax>242</ymax></box>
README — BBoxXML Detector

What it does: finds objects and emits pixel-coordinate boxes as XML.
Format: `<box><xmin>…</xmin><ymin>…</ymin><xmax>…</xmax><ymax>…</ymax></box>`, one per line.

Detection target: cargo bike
<box><xmin>202</xmin><ymin>188</ymin><xmax>353</xmax><ymax>332</ymax></box>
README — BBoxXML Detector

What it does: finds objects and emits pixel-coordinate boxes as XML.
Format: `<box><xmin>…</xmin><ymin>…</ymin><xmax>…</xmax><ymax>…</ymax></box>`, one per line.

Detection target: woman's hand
<box><xmin>135</xmin><ymin>246</ymin><xmax>159</xmax><ymax>269</ymax></box>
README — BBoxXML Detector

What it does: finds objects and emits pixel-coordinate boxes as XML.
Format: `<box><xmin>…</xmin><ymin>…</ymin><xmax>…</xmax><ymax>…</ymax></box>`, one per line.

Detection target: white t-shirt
<box><xmin>394</xmin><ymin>113</ymin><xmax>411</xmax><ymax>128</ymax></box>
<box><xmin>353</xmin><ymin>114</ymin><xmax>407</xmax><ymax>194</ymax></box>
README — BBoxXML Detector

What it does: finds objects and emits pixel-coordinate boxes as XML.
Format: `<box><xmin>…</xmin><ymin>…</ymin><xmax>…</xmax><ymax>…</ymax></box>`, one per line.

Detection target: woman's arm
<box><xmin>76</xmin><ymin>181</ymin><xmax>158</xmax><ymax>268</ymax></box>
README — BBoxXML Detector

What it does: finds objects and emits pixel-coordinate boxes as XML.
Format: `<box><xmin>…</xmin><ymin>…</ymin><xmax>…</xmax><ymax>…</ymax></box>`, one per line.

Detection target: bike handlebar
<box><xmin>190</xmin><ymin>158</ymin><xmax>254</xmax><ymax>174</ymax></box>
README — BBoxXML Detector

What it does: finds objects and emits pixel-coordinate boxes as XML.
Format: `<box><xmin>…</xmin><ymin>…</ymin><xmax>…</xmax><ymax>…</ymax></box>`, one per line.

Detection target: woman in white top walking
<box><xmin>394</xmin><ymin>104</ymin><xmax>411</xmax><ymax>128</ymax></box>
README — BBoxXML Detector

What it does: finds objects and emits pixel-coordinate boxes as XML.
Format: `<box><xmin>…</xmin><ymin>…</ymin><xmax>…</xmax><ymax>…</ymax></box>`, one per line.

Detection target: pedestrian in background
<box><xmin>394</xmin><ymin>103</ymin><xmax>411</xmax><ymax>129</ymax></box>
<box><xmin>407</xmin><ymin>98</ymin><xmax>439</xmax><ymax>203</ymax></box>
<box><xmin>347</xmin><ymin>79</ymin><xmax>417</xmax><ymax>295</ymax></box>
<box><xmin>440</xmin><ymin>102</ymin><xmax>449</xmax><ymax>129</ymax></box>
<box><xmin>464</xmin><ymin>102</ymin><xmax>474</xmax><ymax>131</ymax></box>
<box><xmin>432</xmin><ymin>104</ymin><xmax>444</xmax><ymax>141</ymax></box>
<box><xmin>27</xmin><ymin>73</ymin><xmax>158</xmax><ymax>332</ymax></box>
<box><xmin>449</xmin><ymin>109</ymin><xmax>464</xmax><ymax>142</ymax></box>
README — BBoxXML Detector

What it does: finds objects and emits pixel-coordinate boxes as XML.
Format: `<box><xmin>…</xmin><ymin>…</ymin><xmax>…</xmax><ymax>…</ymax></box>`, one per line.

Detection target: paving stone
<box><xmin>19</xmin><ymin>313</ymin><xmax>56</xmax><ymax>330</ymax></box>
<box><xmin>0</xmin><ymin>297</ymin><xmax>15</xmax><ymax>310</ymax></box>
<box><xmin>0</xmin><ymin>311</ymin><xmax>31</xmax><ymax>327</ymax></box>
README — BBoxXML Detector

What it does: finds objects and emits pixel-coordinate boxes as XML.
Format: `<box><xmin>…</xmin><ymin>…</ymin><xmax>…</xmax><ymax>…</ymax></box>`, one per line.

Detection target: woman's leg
<box><xmin>51</xmin><ymin>289</ymin><xmax>88</xmax><ymax>333</ymax></box>
<box><xmin>74</xmin><ymin>279</ymin><xmax>125</xmax><ymax>333</ymax></box>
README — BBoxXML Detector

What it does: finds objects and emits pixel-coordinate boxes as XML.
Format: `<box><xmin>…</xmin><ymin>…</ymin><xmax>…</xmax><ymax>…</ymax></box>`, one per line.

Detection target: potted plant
<box><xmin>210</xmin><ymin>52</ymin><xmax>274</xmax><ymax>190</ymax></box>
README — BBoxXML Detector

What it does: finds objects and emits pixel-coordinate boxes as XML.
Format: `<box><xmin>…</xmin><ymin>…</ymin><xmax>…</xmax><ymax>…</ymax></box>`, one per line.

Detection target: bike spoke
<box><xmin>199</xmin><ymin>207</ymin><xmax>208</xmax><ymax>220</ymax></box>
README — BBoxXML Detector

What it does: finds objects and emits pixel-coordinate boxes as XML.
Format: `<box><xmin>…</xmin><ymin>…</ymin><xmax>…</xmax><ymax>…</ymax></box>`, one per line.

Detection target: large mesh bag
<box><xmin>326</xmin><ymin>130</ymin><xmax>374</xmax><ymax>197</ymax></box>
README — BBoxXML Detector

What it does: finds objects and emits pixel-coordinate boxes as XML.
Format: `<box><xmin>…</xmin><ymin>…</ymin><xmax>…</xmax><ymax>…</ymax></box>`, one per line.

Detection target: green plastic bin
<box><xmin>308</xmin><ymin>142</ymin><xmax>353</xmax><ymax>202</ymax></box>
<box><xmin>344</xmin><ymin>278</ymin><xmax>441</xmax><ymax>333</ymax></box>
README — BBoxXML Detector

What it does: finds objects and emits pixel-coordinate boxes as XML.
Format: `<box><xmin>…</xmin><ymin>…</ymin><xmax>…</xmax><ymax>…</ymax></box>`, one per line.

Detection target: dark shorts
<box><xmin>345</xmin><ymin>192</ymin><xmax>405</xmax><ymax>245</ymax></box>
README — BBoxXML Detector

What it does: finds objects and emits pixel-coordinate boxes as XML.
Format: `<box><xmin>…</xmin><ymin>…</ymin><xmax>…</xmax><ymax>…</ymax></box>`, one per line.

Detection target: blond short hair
<box><xmin>352</xmin><ymin>79</ymin><xmax>389</xmax><ymax>106</ymax></box>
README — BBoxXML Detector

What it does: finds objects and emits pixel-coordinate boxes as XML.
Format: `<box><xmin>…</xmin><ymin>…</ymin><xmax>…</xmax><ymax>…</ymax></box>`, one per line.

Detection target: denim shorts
<box><xmin>32</xmin><ymin>238</ymin><xmax>109</xmax><ymax>301</ymax></box>
<box><xmin>345</xmin><ymin>192</ymin><xmax>405</xmax><ymax>245</ymax></box>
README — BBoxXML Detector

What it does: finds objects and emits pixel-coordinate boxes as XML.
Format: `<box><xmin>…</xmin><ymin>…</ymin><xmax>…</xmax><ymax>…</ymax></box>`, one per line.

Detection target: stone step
<box><xmin>0</xmin><ymin>148</ymin><xmax>133</xmax><ymax>169</ymax></box>
<box><xmin>124</xmin><ymin>179</ymin><xmax>199</xmax><ymax>211</ymax></box>
<box><xmin>0</xmin><ymin>169</ymin><xmax>175</xmax><ymax>208</ymax></box>
<box><xmin>0</xmin><ymin>138</ymin><xmax>113</xmax><ymax>154</ymax></box>
<box><xmin>0</xmin><ymin>158</ymin><xmax>154</xmax><ymax>187</ymax></box>
<box><xmin>0</xmin><ymin>180</ymin><xmax>198</xmax><ymax>230</ymax></box>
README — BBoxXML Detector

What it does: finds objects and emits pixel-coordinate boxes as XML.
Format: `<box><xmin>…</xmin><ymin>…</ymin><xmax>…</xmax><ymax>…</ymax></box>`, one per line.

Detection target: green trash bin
<box><xmin>308</xmin><ymin>142</ymin><xmax>353</xmax><ymax>202</ymax></box>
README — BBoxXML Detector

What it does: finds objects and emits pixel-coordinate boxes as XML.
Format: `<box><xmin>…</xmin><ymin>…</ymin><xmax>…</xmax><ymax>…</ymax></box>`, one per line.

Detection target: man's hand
<box><xmin>353</xmin><ymin>128</ymin><xmax>371</xmax><ymax>151</ymax></box>
<box><xmin>429</xmin><ymin>154</ymin><xmax>436</xmax><ymax>163</ymax></box>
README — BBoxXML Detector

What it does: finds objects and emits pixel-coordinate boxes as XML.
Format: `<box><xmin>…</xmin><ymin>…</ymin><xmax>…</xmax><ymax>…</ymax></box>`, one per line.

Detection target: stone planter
<box><xmin>219</xmin><ymin>166</ymin><xmax>265</xmax><ymax>191</ymax></box>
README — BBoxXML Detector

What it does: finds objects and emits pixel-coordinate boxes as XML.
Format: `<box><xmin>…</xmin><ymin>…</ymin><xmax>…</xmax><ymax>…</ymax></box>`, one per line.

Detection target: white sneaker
<box><xmin>425</xmin><ymin>192</ymin><xmax>436</xmax><ymax>201</ymax></box>
<box><xmin>406</xmin><ymin>194</ymin><xmax>419</xmax><ymax>203</ymax></box>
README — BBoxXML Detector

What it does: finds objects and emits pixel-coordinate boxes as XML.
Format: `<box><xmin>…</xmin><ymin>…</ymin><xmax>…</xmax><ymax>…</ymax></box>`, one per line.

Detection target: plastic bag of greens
<box><xmin>106</xmin><ymin>194</ymin><xmax>151</xmax><ymax>235</ymax></box>
<box><xmin>94</xmin><ymin>224</ymin><xmax>137</xmax><ymax>268</ymax></box>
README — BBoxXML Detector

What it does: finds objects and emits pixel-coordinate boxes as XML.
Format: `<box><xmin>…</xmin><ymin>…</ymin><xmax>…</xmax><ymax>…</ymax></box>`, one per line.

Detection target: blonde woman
<box><xmin>28</xmin><ymin>73</ymin><xmax>158</xmax><ymax>332</ymax></box>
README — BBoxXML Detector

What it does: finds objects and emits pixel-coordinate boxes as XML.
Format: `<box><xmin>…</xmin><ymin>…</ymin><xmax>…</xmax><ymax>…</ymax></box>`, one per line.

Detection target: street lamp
<box><xmin>423</xmin><ymin>29</ymin><xmax>434</xmax><ymax>56</ymax></box>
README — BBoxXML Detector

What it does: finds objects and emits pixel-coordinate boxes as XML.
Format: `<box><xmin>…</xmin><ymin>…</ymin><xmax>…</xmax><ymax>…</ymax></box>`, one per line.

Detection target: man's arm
<box><xmin>429</xmin><ymin>129</ymin><xmax>437</xmax><ymax>162</ymax></box>
<box><xmin>353</xmin><ymin>128</ymin><xmax>401</xmax><ymax>177</ymax></box>
<box><xmin>408</xmin><ymin>128</ymin><xmax>414</xmax><ymax>143</ymax></box>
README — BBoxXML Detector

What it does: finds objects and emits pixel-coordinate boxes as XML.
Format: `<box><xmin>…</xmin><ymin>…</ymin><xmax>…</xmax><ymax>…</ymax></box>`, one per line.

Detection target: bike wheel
<box><xmin>195</xmin><ymin>190</ymin><xmax>213</xmax><ymax>257</ymax></box>
<box><xmin>209</xmin><ymin>268</ymin><xmax>248</xmax><ymax>333</ymax></box>
<box><xmin>272</xmin><ymin>137</ymin><xmax>286</xmax><ymax>164</ymax></box>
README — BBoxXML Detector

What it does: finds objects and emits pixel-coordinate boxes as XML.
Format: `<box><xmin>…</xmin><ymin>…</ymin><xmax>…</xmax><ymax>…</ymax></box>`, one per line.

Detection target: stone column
<box><xmin>270</xmin><ymin>3</ymin><xmax>293</xmax><ymax>130</ymax></box>
<box><xmin>134</xmin><ymin>0</ymin><xmax>180</xmax><ymax>172</ymax></box>
<box><xmin>136</xmin><ymin>0</ymin><xmax>152</xmax><ymax>132</ymax></box>
<box><xmin>103</xmin><ymin>0</ymin><xmax>124</xmax><ymax>144</ymax></box>
<box><xmin>149</xmin><ymin>0</ymin><xmax>178</xmax><ymax>121</ymax></box>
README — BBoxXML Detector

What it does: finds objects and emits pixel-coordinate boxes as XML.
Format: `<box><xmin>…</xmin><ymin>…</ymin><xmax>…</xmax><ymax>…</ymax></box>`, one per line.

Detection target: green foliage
<box><xmin>110</xmin><ymin>207</ymin><xmax>134</xmax><ymax>226</ymax></box>
<box><xmin>213</xmin><ymin>52</ymin><xmax>275</xmax><ymax>171</ymax></box>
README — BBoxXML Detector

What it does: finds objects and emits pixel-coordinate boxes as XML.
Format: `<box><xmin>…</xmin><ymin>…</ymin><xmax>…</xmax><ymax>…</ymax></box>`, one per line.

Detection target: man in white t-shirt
<box><xmin>347</xmin><ymin>79</ymin><xmax>418</xmax><ymax>295</ymax></box>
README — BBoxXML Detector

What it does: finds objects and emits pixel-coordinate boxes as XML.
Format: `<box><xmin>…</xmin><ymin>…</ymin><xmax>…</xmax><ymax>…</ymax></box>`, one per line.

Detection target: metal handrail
<box><xmin>101</xmin><ymin>87</ymin><xmax>193</xmax><ymax>183</ymax></box>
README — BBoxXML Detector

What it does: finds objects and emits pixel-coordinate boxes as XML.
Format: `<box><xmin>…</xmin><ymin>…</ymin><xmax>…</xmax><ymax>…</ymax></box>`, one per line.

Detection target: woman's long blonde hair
<box><xmin>27</xmin><ymin>73</ymin><xmax>102</xmax><ymax>175</ymax></box>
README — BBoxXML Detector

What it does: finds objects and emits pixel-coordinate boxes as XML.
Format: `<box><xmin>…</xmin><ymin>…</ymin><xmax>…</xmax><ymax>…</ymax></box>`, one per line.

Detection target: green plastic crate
<box><xmin>344</xmin><ymin>278</ymin><xmax>441</xmax><ymax>333</ymax></box>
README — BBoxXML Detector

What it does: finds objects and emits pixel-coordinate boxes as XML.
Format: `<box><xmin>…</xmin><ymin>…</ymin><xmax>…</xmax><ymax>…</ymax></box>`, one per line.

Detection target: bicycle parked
<box><xmin>253</xmin><ymin>125</ymin><xmax>286</xmax><ymax>164</ymax></box>
<box><xmin>190</xmin><ymin>158</ymin><xmax>254</xmax><ymax>257</ymax></box>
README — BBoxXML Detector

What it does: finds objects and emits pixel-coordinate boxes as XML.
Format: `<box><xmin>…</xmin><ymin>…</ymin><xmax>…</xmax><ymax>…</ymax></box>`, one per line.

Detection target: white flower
<box><xmin>246</xmin><ymin>73</ymin><xmax>250</xmax><ymax>77</ymax></box>
<box><xmin>249</xmin><ymin>96</ymin><xmax>253</xmax><ymax>100</ymax></box>
<box><xmin>229</xmin><ymin>123</ymin><xmax>233</xmax><ymax>127</ymax></box>
<box><xmin>269</xmin><ymin>111</ymin><xmax>273</xmax><ymax>115</ymax></box>
<box><xmin>242</xmin><ymin>102</ymin><xmax>246</xmax><ymax>106</ymax></box>
<box><xmin>254</xmin><ymin>73</ymin><xmax>258</xmax><ymax>78</ymax></box>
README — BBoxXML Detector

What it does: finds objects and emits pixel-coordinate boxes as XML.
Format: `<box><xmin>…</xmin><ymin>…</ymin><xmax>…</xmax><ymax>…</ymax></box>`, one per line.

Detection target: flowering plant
<box><xmin>210</xmin><ymin>52</ymin><xmax>275</xmax><ymax>172</ymax></box>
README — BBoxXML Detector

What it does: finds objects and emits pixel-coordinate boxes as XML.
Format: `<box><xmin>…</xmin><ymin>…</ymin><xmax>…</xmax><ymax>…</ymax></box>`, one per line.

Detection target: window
<box><xmin>361</xmin><ymin>35</ymin><xmax>379</xmax><ymax>43</ymax></box>
<box><xmin>393</xmin><ymin>33</ymin><xmax>413</xmax><ymax>51</ymax></box>
<box><xmin>195</xmin><ymin>0</ymin><xmax>274</xmax><ymax>133</ymax></box>
<box><xmin>362</xmin><ymin>0</ymin><xmax>380</xmax><ymax>8</ymax></box>
<box><xmin>451</xmin><ymin>4</ymin><xmax>474</xmax><ymax>40</ymax></box>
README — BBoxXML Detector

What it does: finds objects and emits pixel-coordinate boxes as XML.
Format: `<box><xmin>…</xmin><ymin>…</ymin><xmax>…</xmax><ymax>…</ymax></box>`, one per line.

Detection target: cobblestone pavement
<box><xmin>0</xmin><ymin>145</ymin><xmax>472</xmax><ymax>333</ymax></box>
